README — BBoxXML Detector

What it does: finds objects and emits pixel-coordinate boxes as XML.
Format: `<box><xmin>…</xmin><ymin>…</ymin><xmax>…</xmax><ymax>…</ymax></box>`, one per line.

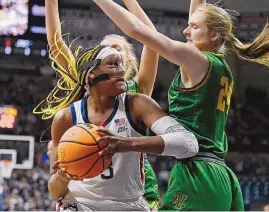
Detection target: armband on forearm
<box><xmin>151</xmin><ymin>116</ymin><xmax>199</xmax><ymax>159</ymax></box>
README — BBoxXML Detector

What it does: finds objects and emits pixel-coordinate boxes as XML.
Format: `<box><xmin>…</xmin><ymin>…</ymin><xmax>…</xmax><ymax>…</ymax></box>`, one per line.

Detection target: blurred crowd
<box><xmin>0</xmin><ymin>165</ymin><xmax>56</xmax><ymax>211</ymax></box>
<box><xmin>227</xmin><ymin>87</ymin><xmax>269</xmax><ymax>152</ymax></box>
<box><xmin>0</xmin><ymin>73</ymin><xmax>269</xmax><ymax>210</ymax></box>
<box><xmin>0</xmin><ymin>74</ymin><xmax>53</xmax><ymax>139</ymax></box>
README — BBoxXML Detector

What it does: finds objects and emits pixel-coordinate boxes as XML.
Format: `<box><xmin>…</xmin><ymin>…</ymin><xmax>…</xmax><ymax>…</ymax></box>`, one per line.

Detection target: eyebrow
<box><xmin>188</xmin><ymin>21</ymin><xmax>198</xmax><ymax>25</ymax></box>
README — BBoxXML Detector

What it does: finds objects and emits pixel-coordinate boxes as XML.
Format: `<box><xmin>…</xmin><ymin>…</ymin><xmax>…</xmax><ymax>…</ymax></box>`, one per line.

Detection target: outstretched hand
<box><xmin>96</xmin><ymin>126</ymin><xmax>133</xmax><ymax>161</ymax></box>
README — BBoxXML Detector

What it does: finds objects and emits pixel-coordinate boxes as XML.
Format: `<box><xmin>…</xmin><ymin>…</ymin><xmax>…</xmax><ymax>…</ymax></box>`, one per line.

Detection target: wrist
<box><xmin>55</xmin><ymin>172</ymin><xmax>70</xmax><ymax>185</ymax></box>
<box><xmin>128</xmin><ymin>137</ymin><xmax>140</xmax><ymax>152</ymax></box>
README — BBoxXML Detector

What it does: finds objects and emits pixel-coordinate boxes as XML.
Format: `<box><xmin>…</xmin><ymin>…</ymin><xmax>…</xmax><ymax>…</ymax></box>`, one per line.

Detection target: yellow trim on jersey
<box><xmin>211</xmin><ymin>52</ymin><xmax>224</xmax><ymax>57</ymax></box>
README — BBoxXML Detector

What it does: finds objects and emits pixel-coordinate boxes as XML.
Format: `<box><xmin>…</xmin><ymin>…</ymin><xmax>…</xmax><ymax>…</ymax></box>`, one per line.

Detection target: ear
<box><xmin>89</xmin><ymin>73</ymin><xmax>95</xmax><ymax>81</ymax></box>
<box><xmin>209</xmin><ymin>31</ymin><xmax>220</xmax><ymax>42</ymax></box>
<box><xmin>85</xmin><ymin>72</ymin><xmax>96</xmax><ymax>87</ymax></box>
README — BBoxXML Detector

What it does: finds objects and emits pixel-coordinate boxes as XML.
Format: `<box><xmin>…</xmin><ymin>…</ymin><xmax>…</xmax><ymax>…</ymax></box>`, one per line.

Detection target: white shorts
<box><xmin>58</xmin><ymin>196</ymin><xmax>150</xmax><ymax>211</ymax></box>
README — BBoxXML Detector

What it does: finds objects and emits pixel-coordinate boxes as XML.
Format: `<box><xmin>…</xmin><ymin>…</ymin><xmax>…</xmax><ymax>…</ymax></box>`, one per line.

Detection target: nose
<box><xmin>183</xmin><ymin>26</ymin><xmax>190</xmax><ymax>37</ymax></box>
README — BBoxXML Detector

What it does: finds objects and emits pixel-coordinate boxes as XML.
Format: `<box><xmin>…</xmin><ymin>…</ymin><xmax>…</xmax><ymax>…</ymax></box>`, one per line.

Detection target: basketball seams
<box><xmin>60</xmin><ymin>144</ymin><xmax>108</xmax><ymax>164</ymax></box>
<box><xmin>80</xmin><ymin>156</ymin><xmax>103</xmax><ymax>178</ymax></box>
<box><xmin>76</xmin><ymin>125</ymin><xmax>101</xmax><ymax>149</ymax></box>
<box><xmin>59</xmin><ymin>140</ymin><xmax>98</xmax><ymax>146</ymax></box>
<box><xmin>59</xmin><ymin>124</ymin><xmax>110</xmax><ymax>178</ymax></box>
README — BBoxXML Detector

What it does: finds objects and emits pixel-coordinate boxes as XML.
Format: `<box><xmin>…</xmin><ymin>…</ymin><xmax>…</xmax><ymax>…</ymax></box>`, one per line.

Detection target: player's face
<box><xmin>93</xmin><ymin>54</ymin><xmax>126</xmax><ymax>96</ymax></box>
<box><xmin>101</xmin><ymin>37</ymin><xmax>127</xmax><ymax>67</ymax></box>
<box><xmin>183</xmin><ymin>11</ymin><xmax>213</xmax><ymax>51</ymax></box>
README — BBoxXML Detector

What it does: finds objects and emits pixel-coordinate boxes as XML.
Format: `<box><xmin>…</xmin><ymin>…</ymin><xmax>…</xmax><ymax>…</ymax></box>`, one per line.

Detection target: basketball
<box><xmin>57</xmin><ymin>123</ymin><xmax>111</xmax><ymax>179</ymax></box>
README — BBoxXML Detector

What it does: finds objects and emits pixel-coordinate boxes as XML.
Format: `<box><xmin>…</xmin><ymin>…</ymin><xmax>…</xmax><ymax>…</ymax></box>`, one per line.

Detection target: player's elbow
<box><xmin>161</xmin><ymin>131</ymin><xmax>199</xmax><ymax>159</ymax></box>
<box><xmin>128</xmin><ymin>21</ymin><xmax>147</xmax><ymax>41</ymax></box>
<box><xmin>171</xmin><ymin>131</ymin><xmax>199</xmax><ymax>159</ymax></box>
<box><xmin>184</xmin><ymin>132</ymin><xmax>199</xmax><ymax>158</ymax></box>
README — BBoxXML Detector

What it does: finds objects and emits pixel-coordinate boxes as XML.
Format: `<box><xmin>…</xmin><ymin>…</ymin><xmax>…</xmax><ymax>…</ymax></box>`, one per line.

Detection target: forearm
<box><xmin>93</xmin><ymin>0</ymin><xmax>144</xmax><ymax>38</ymax></box>
<box><xmin>45</xmin><ymin>0</ymin><xmax>64</xmax><ymax>46</ymax></box>
<box><xmin>131</xmin><ymin>130</ymin><xmax>198</xmax><ymax>159</ymax></box>
<box><xmin>48</xmin><ymin>173</ymin><xmax>69</xmax><ymax>200</ymax></box>
<box><xmin>131</xmin><ymin>136</ymin><xmax>165</xmax><ymax>155</ymax></box>
<box><xmin>122</xmin><ymin>0</ymin><xmax>158</xmax><ymax>96</ymax></box>
<box><xmin>122</xmin><ymin>0</ymin><xmax>156</xmax><ymax>30</ymax></box>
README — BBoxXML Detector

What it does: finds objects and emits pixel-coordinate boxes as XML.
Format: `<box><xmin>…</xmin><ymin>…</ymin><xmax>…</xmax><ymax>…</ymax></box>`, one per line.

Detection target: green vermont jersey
<box><xmin>168</xmin><ymin>52</ymin><xmax>234</xmax><ymax>159</ymax></box>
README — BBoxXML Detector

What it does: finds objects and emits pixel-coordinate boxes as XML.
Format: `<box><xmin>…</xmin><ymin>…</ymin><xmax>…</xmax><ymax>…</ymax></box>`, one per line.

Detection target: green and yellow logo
<box><xmin>171</xmin><ymin>192</ymin><xmax>188</xmax><ymax>210</ymax></box>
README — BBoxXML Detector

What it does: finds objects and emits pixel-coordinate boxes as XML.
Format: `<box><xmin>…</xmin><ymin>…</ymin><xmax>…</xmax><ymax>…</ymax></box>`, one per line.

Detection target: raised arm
<box><xmin>93</xmin><ymin>0</ymin><xmax>208</xmax><ymax>81</ymax></box>
<box><xmin>189</xmin><ymin>0</ymin><xmax>206</xmax><ymax>18</ymax></box>
<box><xmin>45</xmin><ymin>0</ymin><xmax>75</xmax><ymax>70</ymax></box>
<box><xmin>123</xmin><ymin>0</ymin><xmax>159</xmax><ymax>96</ymax></box>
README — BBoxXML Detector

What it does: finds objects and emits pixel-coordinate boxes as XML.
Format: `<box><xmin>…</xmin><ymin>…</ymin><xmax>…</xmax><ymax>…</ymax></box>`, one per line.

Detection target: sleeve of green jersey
<box><xmin>144</xmin><ymin>157</ymin><xmax>160</xmax><ymax>209</ymax></box>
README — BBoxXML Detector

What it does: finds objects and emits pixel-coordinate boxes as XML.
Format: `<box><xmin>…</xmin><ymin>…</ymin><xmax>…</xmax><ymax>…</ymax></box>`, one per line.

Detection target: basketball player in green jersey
<box><xmin>42</xmin><ymin>0</ymin><xmax>160</xmax><ymax>209</ymax></box>
<box><xmin>92</xmin><ymin>0</ymin><xmax>269</xmax><ymax>210</ymax></box>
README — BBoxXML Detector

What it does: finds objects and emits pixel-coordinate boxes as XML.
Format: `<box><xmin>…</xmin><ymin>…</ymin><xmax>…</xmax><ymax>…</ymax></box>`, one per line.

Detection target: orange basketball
<box><xmin>58</xmin><ymin>123</ymin><xmax>111</xmax><ymax>179</ymax></box>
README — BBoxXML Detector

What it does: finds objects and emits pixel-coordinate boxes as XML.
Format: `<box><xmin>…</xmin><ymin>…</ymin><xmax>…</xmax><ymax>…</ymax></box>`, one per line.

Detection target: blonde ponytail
<box><xmin>226</xmin><ymin>23</ymin><xmax>269</xmax><ymax>67</ymax></box>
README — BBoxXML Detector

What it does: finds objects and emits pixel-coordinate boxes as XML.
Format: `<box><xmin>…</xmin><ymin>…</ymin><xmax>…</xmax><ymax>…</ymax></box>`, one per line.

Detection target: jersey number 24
<box><xmin>217</xmin><ymin>76</ymin><xmax>234</xmax><ymax>114</ymax></box>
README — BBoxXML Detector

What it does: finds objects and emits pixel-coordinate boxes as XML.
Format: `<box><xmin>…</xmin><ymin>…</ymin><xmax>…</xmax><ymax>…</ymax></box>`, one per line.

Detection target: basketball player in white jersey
<box><xmin>47</xmin><ymin>46</ymin><xmax>198</xmax><ymax>211</ymax></box>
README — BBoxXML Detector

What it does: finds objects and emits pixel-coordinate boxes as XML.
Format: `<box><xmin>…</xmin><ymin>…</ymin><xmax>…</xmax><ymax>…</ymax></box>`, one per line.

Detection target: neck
<box><xmin>206</xmin><ymin>40</ymin><xmax>222</xmax><ymax>53</ymax></box>
<box><xmin>87</xmin><ymin>90</ymin><xmax>117</xmax><ymax>113</ymax></box>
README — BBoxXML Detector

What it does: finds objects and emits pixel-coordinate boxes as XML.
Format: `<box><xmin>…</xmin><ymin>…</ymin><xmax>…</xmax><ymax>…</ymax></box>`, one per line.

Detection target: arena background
<box><xmin>0</xmin><ymin>0</ymin><xmax>269</xmax><ymax>210</ymax></box>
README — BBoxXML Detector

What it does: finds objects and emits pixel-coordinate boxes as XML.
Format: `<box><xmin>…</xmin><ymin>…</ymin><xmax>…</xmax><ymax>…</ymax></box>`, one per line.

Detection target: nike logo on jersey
<box><xmin>117</xmin><ymin>126</ymin><xmax>128</xmax><ymax>133</ymax></box>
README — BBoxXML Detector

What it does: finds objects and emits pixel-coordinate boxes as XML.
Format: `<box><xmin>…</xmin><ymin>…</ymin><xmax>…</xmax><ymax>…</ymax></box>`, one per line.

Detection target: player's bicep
<box><xmin>133</xmin><ymin>26</ymin><xmax>181</xmax><ymax>66</ymax></box>
<box><xmin>133</xmin><ymin>25</ymin><xmax>208</xmax><ymax>77</ymax></box>
<box><xmin>133</xmin><ymin>94</ymin><xmax>167</xmax><ymax>129</ymax></box>
<box><xmin>135</xmin><ymin>46</ymin><xmax>159</xmax><ymax>96</ymax></box>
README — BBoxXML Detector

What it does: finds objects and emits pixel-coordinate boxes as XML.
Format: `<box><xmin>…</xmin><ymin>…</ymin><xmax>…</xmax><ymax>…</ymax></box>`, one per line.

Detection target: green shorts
<box><xmin>143</xmin><ymin>156</ymin><xmax>160</xmax><ymax>209</ymax></box>
<box><xmin>159</xmin><ymin>158</ymin><xmax>244</xmax><ymax>211</ymax></box>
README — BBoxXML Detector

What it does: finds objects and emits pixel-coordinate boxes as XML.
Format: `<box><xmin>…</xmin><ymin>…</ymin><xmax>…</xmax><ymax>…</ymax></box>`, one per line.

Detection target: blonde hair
<box><xmin>33</xmin><ymin>42</ymin><xmax>104</xmax><ymax>120</ymax></box>
<box><xmin>198</xmin><ymin>4</ymin><xmax>269</xmax><ymax>67</ymax></box>
<box><xmin>101</xmin><ymin>34</ymin><xmax>139</xmax><ymax>80</ymax></box>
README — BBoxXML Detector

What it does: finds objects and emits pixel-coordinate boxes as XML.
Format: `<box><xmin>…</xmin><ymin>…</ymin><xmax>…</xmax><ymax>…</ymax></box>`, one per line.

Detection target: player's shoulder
<box><xmin>51</xmin><ymin>107</ymin><xmax>73</xmax><ymax>145</ymax></box>
<box><xmin>126</xmin><ymin>93</ymin><xmax>160</xmax><ymax>110</ymax></box>
<box><xmin>53</xmin><ymin>107</ymin><xmax>73</xmax><ymax>128</ymax></box>
<box><xmin>126</xmin><ymin>92</ymin><xmax>150</xmax><ymax>101</ymax></box>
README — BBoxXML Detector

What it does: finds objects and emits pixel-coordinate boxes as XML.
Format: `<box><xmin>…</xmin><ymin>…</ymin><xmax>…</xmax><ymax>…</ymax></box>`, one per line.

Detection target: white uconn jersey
<box><xmin>61</xmin><ymin>93</ymin><xmax>147</xmax><ymax>210</ymax></box>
